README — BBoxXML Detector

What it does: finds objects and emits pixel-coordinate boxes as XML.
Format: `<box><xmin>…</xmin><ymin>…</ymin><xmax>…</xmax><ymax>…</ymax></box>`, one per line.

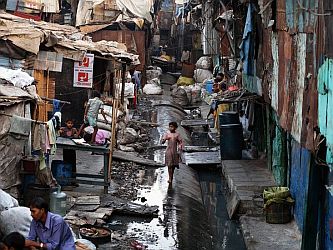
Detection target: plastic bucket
<box><xmin>220</xmin><ymin>124</ymin><xmax>243</xmax><ymax>160</ymax></box>
<box><xmin>205</xmin><ymin>79</ymin><xmax>214</xmax><ymax>94</ymax></box>
<box><xmin>51</xmin><ymin>160</ymin><xmax>72</xmax><ymax>186</ymax></box>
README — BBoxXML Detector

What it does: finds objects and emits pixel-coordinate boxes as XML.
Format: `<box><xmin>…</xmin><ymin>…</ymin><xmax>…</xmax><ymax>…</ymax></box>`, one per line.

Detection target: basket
<box><xmin>265</xmin><ymin>202</ymin><xmax>293</xmax><ymax>224</ymax></box>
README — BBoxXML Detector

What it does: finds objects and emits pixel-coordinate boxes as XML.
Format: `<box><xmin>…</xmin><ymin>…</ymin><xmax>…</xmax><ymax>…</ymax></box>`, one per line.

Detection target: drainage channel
<box><xmin>106</xmin><ymin>98</ymin><xmax>245</xmax><ymax>249</ymax></box>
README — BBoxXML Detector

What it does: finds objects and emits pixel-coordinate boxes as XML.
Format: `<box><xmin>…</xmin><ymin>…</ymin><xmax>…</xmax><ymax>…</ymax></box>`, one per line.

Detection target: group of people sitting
<box><xmin>59</xmin><ymin>91</ymin><xmax>111</xmax><ymax>145</ymax></box>
<box><xmin>0</xmin><ymin>197</ymin><xmax>75</xmax><ymax>250</ymax></box>
<box><xmin>212</xmin><ymin>72</ymin><xmax>239</xmax><ymax>94</ymax></box>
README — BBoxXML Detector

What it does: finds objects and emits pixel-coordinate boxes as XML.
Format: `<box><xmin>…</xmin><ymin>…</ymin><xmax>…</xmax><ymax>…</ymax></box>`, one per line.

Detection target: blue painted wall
<box><xmin>325</xmin><ymin>192</ymin><xmax>333</xmax><ymax>250</ymax></box>
<box><xmin>289</xmin><ymin>140</ymin><xmax>311</xmax><ymax>231</ymax></box>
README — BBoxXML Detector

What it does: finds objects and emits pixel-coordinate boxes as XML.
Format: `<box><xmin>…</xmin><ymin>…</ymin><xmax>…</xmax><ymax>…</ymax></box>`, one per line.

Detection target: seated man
<box><xmin>25</xmin><ymin>197</ymin><xmax>75</xmax><ymax>250</ymax></box>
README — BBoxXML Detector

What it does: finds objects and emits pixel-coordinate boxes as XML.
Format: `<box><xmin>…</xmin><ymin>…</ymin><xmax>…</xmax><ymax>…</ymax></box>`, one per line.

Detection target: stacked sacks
<box><xmin>143</xmin><ymin>67</ymin><xmax>163</xmax><ymax>95</ymax></box>
<box><xmin>172</xmin><ymin>56</ymin><xmax>214</xmax><ymax>106</ymax></box>
<box><xmin>193</xmin><ymin>56</ymin><xmax>213</xmax><ymax>84</ymax></box>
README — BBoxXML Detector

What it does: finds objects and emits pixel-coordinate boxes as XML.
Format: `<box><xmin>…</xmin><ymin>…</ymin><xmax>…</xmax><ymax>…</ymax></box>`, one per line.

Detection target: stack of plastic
<box><xmin>143</xmin><ymin>67</ymin><xmax>163</xmax><ymax>95</ymax></box>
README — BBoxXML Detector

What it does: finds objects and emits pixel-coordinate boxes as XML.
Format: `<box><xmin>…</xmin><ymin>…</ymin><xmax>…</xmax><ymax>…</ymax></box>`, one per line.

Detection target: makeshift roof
<box><xmin>0</xmin><ymin>12</ymin><xmax>140</xmax><ymax>64</ymax></box>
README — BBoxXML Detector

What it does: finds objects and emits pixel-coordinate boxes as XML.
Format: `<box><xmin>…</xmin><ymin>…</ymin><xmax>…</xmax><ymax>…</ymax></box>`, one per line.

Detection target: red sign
<box><xmin>73</xmin><ymin>54</ymin><xmax>94</xmax><ymax>88</ymax></box>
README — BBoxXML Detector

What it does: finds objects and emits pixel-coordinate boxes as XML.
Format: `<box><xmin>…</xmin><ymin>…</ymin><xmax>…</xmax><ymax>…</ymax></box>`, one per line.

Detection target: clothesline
<box><xmin>0</xmin><ymin>112</ymin><xmax>47</xmax><ymax>124</ymax></box>
<box><xmin>40</xmin><ymin>97</ymin><xmax>71</xmax><ymax>105</ymax></box>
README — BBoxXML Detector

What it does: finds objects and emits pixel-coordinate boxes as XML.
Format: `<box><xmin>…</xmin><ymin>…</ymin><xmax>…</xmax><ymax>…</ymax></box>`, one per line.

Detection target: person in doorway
<box><xmin>78</xmin><ymin>91</ymin><xmax>108</xmax><ymax>144</ymax></box>
<box><xmin>0</xmin><ymin>232</ymin><xmax>25</xmax><ymax>250</ymax></box>
<box><xmin>161</xmin><ymin>122</ymin><xmax>184</xmax><ymax>184</ymax></box>
<box><xmin>25</xmin><ymin>197</ymin><xmax>75</xmax><ymax>250</ymax></box>
<box><xmin>59</xmin><ymin>119</ymin><xmax>78</xmax><ymax>138</ymax></box>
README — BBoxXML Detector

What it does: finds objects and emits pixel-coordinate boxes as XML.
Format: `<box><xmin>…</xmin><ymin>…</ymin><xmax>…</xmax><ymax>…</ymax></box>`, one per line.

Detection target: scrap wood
<box><xmin>65</xmin><ymin>208</ymin><xmax>113</xmax><ymax>226</ymax></box>
<box><xmin>131</xmin><ymin>120</ymin><xmax>160</xmax><ymax>127</ymax></box>
<box><xmin>113</xmin><ymin>150</ymin><xmax>164</xmax><ymax>167</ymax></box>
<box><xmin>75</xmin><ymin>196</ymin><xmax>100</xmax><ymax>206</ymax></box>
<box><xmin>100</xmin><ymin>196</ymin><xmax>159</xmax><ymax>217</ymax></box>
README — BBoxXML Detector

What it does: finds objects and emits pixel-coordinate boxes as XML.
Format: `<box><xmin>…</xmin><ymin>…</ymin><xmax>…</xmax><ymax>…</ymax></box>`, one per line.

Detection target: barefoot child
<box><xmin>161</xmin><ymin>122</ymin><xmax>184</xmax><ymax>184</ymax></box>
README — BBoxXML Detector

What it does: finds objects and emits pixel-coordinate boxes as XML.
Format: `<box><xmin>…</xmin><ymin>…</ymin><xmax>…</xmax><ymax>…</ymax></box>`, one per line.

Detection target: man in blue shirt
<box><xmin>25</xmin><ymin>197</ymin><xmax>75</xmax><ymax>250</ymax></box>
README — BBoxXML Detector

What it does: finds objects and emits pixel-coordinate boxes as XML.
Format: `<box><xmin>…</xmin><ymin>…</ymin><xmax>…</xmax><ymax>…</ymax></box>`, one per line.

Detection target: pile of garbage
<box><xmin>172</xmin><ymin>56</ymin><xmax>214</xmax><ymax>107</ymax></box>
<box><xmin>143</xmin><ymin>67</ymin><xmax>163</xmax><ymax>95</ymax></box>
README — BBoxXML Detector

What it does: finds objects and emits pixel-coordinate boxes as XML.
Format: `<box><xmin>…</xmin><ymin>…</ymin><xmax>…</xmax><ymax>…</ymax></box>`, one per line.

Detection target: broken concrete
<box><xmin>240</xmin><ymin>216</ymin><xmax>301</xmax><ymax>250</ymax></box>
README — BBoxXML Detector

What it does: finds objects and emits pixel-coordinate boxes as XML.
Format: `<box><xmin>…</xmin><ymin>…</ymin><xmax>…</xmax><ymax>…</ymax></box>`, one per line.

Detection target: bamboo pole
<box><xmin>108</xmin><ymin>68</ymin><xmax>121</xmax><ymax>182</ymax></box>
<box><xmin>45</xmin><ymin>69</ymin><xmax>49</xmax><ymax>121</ymax></box>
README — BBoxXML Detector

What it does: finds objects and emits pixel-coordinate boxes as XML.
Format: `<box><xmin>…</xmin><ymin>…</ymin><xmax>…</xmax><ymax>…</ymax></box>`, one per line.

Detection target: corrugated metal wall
<box><xmin>289</xmin><ymin>140</ymin><xmax>311</xmax><ymax>232</ymax></box>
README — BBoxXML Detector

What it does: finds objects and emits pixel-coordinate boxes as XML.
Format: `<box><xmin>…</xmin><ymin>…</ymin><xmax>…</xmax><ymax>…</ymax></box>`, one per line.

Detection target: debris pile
<box><xmin>143</xmin><ymin>67</ymin><xmax>163</xmax><ymax>95</ymax></box>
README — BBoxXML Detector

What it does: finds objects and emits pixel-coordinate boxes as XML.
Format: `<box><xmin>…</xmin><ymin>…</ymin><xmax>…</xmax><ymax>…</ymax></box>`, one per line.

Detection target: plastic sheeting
<box><xmin>116</xmin><ymin>0</ymin><xmax>154</xmax><ymax>22</ymax></box>
<box><xmin>0</xmin><ymin>102</ymin><xmax>27</xmax><ymax>196</ymax></box>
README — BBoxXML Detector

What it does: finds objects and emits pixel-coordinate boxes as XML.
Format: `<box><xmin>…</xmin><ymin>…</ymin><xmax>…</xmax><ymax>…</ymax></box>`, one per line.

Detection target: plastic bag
<box><xmin>195</xmin><ymin>56</ymin><xmax>213</xmax><ymax>70</ymax></box>
<box><xmin>0</xmin><ymin>189</ymin><xmax>19</xmax><ymax>212</ymax></box>
<box><xmin>193</xmin><ymin>69</ymin><xmax>213</xmax><ymax>83</ymax></box>
<box><xmin>0</xmin><ymin>207</ymin><xmax>32</xmax><ymax>237</ymax></box>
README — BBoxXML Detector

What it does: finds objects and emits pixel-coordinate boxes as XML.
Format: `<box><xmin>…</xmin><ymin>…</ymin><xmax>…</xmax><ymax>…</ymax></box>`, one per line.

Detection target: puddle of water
<box><xmin>197</xmin><ymin>169</ymin><xmax>246</xmax><ymax>250</ymax></box>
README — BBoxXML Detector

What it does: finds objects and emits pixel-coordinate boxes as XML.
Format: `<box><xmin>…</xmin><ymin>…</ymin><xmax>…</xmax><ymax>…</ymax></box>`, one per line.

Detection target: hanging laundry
<box><xmin>47</xmin><ymin>119</ymin><xmax>57</xmax><ymax>155</ymax></box>
<box><xmin>53</xmin><ymin>99</ymin><xmax>61</xmax><ymax>114</ymax></box>
<box><xmin>9</xmin><ymin>115</ymin><xmax>31</xmax><ymax>136</ymax></box>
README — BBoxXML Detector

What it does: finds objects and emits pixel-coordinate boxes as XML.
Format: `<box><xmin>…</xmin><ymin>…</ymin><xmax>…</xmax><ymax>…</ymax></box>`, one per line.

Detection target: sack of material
<box><xmin>194</xmin><ymin>69</ymin><xmax>213</xmax><ymax>83</ymax></box>
<box><xmin>146</xmin><ymin>69</ymin><xmax>162</xmax><ymax>81</ymax></box>
<box><xmin>177</xmin><ymin>76</ymin><xmax>195</xmax><ymax>86</ymax></box>
<box><xmin>195</xmin><ymin>56</ymin><xmax>213</xmax><ymax>70</ymax></box>
<box><xmin>0</xmin><ymin>207</ymin><xmax>32</xmax><ymax>237</ymax></box>
<box><xmin>0</xmin><ymin>189</ymin><xmax>19</xmax><ymax>212</ymax></box>
<box><xmin>171</xmin><ymin>87</ymin><xmax>189</xmax><ymax>106</ymax></box>
<box><xmin>191</xmin><ymin>84</ymin><xmax>202</xmax><ymax>103</ymax></box>
<box><xmin>143</xmin><ymin>79</ymin><xmax>163</xmax><ymax>95</ymax></box>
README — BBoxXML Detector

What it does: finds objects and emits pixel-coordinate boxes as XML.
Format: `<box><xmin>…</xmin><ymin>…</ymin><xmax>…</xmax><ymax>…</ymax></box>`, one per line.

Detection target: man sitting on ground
<box><xmin>25</xmin><ymin>197</ymin><xmax>75</xmax><ymax>250</ymax></box>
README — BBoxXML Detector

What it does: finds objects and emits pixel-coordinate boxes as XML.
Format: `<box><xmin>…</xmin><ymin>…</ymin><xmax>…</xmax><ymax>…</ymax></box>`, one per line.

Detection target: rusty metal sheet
<box><xmin>278</xmin><ymin>31</ymin><xmax>292</xmax><ymax>129</ymax></box>
<box><xmin>286</xmin><ymin>0</ymin><xmax>318</xmax><ymax>33</ymax></box>
<box><xmin>291</xmin><ymin>33</ymin><xmax>307</xmax><ymax>143</ymax></box>
<box><xmin>301</xmin><ymin>33</ymin><xmax>317</xmax><ymax>150</ymax></box>
<box><xmin>271</xmin><ymin>32</ymin><xmax>279</xmax><ymax>112</ymax></box>
<box><xmin>276</xmin><ymin>0</ymin><xmax>287</xmax><ymax>31</ymax></box>
<box><xmin>91</xmin><ymin>30</ymin><xmax>146</xmax><ymax>71</ymax></box>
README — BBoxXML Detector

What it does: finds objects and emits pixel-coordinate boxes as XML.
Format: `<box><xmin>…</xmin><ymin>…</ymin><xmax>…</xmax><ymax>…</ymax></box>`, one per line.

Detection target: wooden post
<box><xmin>108</xmin><ymin>67</ymin><xmax>122</xmax><ymax>182</ymax></box>
<box><xmin>120</xmin><ymin>63</ymin><xmax>126</xmax><ymax>105</ymax></box>
<box><xmin>45</xmin><ymin>69</ymin><xmax>50</xmax><ymax>121</ymax></box>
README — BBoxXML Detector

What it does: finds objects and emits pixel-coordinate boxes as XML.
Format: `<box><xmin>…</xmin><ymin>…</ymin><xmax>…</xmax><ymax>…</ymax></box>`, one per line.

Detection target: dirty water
<box><xmin>105</xmin><ymin>97</ymin><xmax>245</xmax><ymax>249</ymax></box>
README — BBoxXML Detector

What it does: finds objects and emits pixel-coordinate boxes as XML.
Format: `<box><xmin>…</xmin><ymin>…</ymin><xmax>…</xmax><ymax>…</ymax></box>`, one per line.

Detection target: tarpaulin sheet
<box><xmin>116</xmin><ymin>0</ymin><xmax>154</xmax><ymax>22</ymax></box>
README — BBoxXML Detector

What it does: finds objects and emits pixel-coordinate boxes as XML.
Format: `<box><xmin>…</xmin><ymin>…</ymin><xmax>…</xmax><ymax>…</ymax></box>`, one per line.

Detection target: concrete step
<box><xmin>222</xmin><ymin>159</ymin><xmax>276</xmax><ymax>216</ymax></box>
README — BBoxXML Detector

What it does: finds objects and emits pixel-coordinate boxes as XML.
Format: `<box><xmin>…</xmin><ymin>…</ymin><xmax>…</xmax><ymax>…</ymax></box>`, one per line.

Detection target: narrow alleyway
<box><xmin>101</xmin><ymin>83</ymin><xmax>246</xmax><ymax>249</ymax></box>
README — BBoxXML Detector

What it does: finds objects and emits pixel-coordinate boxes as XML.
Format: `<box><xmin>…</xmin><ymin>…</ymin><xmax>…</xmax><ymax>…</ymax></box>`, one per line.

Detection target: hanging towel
<box><xmin>32</xmin><ymin>123</ymin><xmax>41</xmax><ymax>151</ymax></box>
<box><xmin>47</xmin><ymin>120</ymin><xmax>57</xmax><ymax>155</ymax></box>
<box><xmin>9</xmin><ymin>115</ymin><xmax>31</xmax><ymax>136</ymax></box>
<box><xmin>53</xmin><ymin>99</ymin><xmax>61</xmax><ymax>114</ymax></box>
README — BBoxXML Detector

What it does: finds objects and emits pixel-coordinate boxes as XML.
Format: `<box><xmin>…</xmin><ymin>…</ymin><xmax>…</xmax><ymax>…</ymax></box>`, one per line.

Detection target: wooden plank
<box><xmin>181</xmin><ymin>119</ymin><xmax>209</xmax><ymax>127</ymax></box>
<box><xmin>112</xmin><ymin>150</ymin><xmax>164</xmax><ymax>167</ymax></box>
<box><xmin>76</xmin><ymin>196</ymin><xmax>100</xmax><ymax>205</ymax></box>
<box><xmin>184</xmin><ymin>151</ymin><xmax>221</xmax><ymax>165</ymax></box>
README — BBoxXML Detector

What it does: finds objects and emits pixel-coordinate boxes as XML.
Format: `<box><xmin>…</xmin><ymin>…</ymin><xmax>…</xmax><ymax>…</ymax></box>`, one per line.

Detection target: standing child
<box><xmin>59</xmin><ymin>119</ymin><xmax>78</xmax><ymax>138</ymax></box>
<box><xmin>78</xmin><ymin>91</ymin><xmax>108</xmax><ymax>144</ymax></box>
<box><xmin>161</xmin><ymin>122</ymin><xmax>184</xmax><ymax>184</ymax></box>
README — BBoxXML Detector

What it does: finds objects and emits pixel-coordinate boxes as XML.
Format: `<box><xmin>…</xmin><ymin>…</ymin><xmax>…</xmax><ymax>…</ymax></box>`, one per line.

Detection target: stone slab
<box><xmin>240</xmin><ymin>216</ymin><xmax>302</xmax><ymax>250</ymax></box>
